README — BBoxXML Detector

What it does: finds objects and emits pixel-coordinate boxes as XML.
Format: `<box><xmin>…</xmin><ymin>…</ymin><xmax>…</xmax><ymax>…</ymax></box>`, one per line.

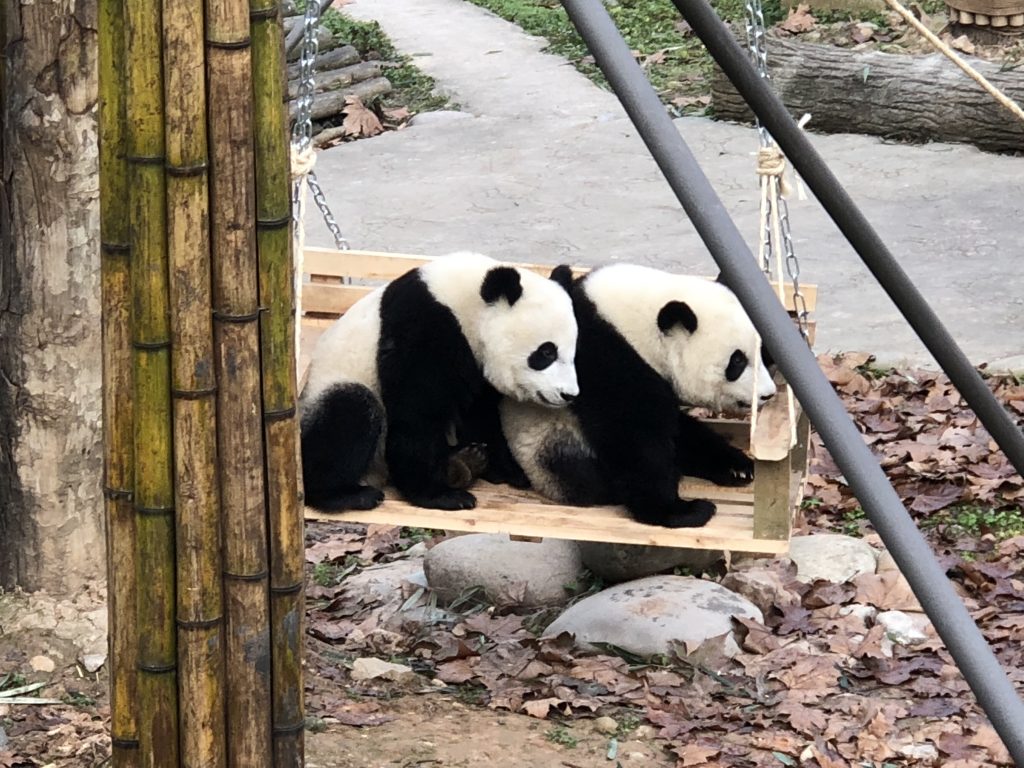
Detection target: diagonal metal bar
<box><xmin>671</xmin><ymin>0</ymin><xmax>1024</xmax><ymax>481</ymax></box>
<box><xmin>557</xmin><ymin>0</ymin><xmax>1024</xmax><ymax>762</ymax></box>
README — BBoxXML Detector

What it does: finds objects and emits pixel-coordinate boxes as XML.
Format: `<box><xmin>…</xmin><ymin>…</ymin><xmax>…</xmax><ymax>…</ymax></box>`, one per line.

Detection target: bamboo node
<box><xmin>176</xmin><ymin>616</ymin><xmax>223</xmax><ymax>630</ymax></box>
<box><xmin>134</xmin><ymin>504</ymin><xmax>174</xmax><ymax>517</ymax></box>
<box><xmin>206</xmin><ymin>37</ymin><xmax>251</xmax><ymax>50</ymax></box>
<box><xmin>171</xmin><ymin>386</ymin><xmax>219</xmax><ymax>400</ymax></box>
<box><xmin>104</xmin><ymin>486</ymin><xmax>133</xmax><ymax>500</ymax></box>
<box><xmin>270</xmin><ymin>581</ymin><xmax>304</xmax><ymax>595</ymax></box>
<box><xmin>166</xmin><ymin>162</ymin><xmax>209</xmax><ymax>177</ymax></box>
<box><xmin>249</xmin><ymin>5</ymin><xmax>279</xmax><ymax>20</ymax></box>
<box><xmin>137</xmin><ymin>662</ymin><xmax>177</xmax><ymax>674</ymax></box>
<box><xmin>101</xmin><ymin>241</ymin><xmax>131</xmax><ymax>254</ymax></box>
<box><xmin>111</xmin><ymin>739</ymin><xmax>141</xmax><ymax>750</ymax></box>
<box><xmin>223</xmin><ymin>569</ymin><xmax>270</xmax><ymax>582</ymax></box>
<box><xmin>133</xmin><ymin>339</ymin><xmax>172</xmax><ymax>350</ymax></box>
<box><xmin>257</xmin><ymin>214</ymin><xmax>292</xmax><ymax>230</ymax></box>
<box><xmin>272</xmin><ymin>721</ymin><xmax>306</xmax><ymax>736</ymax></box>
<box><xmin>264</xmin><ymin>405</ymin><xmax>297</xmax><ymax>422</ymax></box>
<box><xmin>212</xmin><ymin>308</ymin><xmax>264</xmax><ymax>323</ymax></box>
<box><xmin>126</xmin><ymin>154</ymin><xmax>165</xmax><ymax>166</ymax></box>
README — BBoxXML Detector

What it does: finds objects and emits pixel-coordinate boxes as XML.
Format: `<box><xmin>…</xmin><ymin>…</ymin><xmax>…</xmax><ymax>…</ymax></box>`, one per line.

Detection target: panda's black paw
<box><xmin>664</xmin><ymin>498</ymin><xmax>717</xmax><ymax>528</ymax></box>
<box><xmin>310</xmin><ymin>485</ymin><xmax>384</xmax><ymax>511</ymax></box>
<box><xmin>700</xmin><ymin>447</ymin><xmax>755</xmax><ymax>487</ymax></box>
<box><xmin>447</xmin><ymin>443</ymin><xmax>489</xmax><ymax>489</ymax></box>
<box><xmin>410</xmin><ymin>489</ymin><xmax>478</xmax><ymax>511</ymax></box>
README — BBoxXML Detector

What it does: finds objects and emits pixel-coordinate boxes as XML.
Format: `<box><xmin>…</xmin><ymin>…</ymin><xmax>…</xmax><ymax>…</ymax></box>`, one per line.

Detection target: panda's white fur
<box><xmin>300</xmin><ymin>251</ymin><xmax>579</xmax><ymax>512</ymax></box>
<box><xmin>499</xmin><ymin>263</ymin><xmax>776</xmax><ymax>528</ymax></box>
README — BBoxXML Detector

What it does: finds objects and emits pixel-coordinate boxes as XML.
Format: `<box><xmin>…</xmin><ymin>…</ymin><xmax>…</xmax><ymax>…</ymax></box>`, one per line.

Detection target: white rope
<box><xmin>291</xmin><ymin>145</ymin><xmax>317</xmax><ymax>379</ymax></box>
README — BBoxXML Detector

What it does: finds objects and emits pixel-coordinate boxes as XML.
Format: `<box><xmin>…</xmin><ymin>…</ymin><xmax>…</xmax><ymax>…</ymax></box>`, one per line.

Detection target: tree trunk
<box><xmin>711</xmin><ymin>38</ymin><xmax>1024</xmax><ymax>153</ymax></box>
<box><xmin>0</xmin><ymin>0</ymin><xmax>104</xmax><ymax>593</ymax></box>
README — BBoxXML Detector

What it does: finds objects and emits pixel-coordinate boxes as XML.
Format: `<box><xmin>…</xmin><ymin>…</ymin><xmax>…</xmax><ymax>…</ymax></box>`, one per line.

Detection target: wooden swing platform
<box><xmin>300</xmin><ymin>249</ymin><xmax>816</xmax><ymax>554</ymax></box>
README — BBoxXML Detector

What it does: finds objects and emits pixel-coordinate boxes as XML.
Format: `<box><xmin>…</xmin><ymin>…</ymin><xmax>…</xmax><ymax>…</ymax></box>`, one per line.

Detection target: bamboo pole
<box><xmin>98</xmin><ymin>0</ymin><xmax>138</xmax><ymax>763</ymax></box>
<box><xmin>163</xmin><ymin>0</ymin><xmax>227</xmax><ymax>762</ymax></box>
<box><xmin>250</xmin><ymin>2</ymin><xmax>305</xmax><ymax>764</ymax></box>
<box><xmin>206</xmin><ymin>0</ymin><xmax>273</xmax><ymax>764</ymax></box>
<box><xmin>125</xmin><ymin>0</ymin><xmax>178</xmax><ymax>761</ymax></box>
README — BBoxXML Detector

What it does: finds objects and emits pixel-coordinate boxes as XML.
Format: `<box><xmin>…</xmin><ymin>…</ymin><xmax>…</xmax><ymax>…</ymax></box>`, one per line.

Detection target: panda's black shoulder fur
<box><xmin>377</xmin><ymin>268</ymin><xmax>485</xmax><ymax>504</ymax></box>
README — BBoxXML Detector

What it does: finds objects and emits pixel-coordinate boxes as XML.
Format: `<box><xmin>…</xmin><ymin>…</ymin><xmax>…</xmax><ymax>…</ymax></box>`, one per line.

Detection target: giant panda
<box><xmin>300</xmin><ymin>252</ymin><xmax>579</xmax><ymax>513</ymax></box>
<box><xmin>499</xmin><ymin>263</ymin><xmax>777</xmax><ymax>528</ymax></box>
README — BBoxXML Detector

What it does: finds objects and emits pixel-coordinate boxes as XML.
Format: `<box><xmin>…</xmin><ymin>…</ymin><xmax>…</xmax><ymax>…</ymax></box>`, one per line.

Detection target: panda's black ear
<box><xmin>549</xmin><ymin>265</ymin><xmax>574</xmax><ymax>292</ymax></box>
<box><xmin>658</xmin><ymin>301</ymin><xmax>698</xmax><ymax>335</ymax></box>
<box><xmin>481</xmin><ymin>266</ymin><xmax>523</xmax><ymax>306</ymax></box>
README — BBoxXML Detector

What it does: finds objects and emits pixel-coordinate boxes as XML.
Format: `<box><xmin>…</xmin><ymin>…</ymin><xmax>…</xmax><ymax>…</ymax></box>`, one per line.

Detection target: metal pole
<box><xmin>558</xmin><ymin>0</ymin><xmax>1024</xmax><ymax>761</ymax></box>
<box><xmin>670</xmin><ymin>0</ymin><xmax>1024</xmax><ymax>481</ymax></box>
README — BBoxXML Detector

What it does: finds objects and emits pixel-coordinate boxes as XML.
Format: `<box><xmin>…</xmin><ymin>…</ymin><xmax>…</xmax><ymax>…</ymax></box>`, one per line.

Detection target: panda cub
<box><xmin>500</xmin><ymin>264</ymin><xmax>776</xmax><ymax>529</ymax></box>
<box><xmin>300</xmin><ymin>252</ymin><xmax>579</xmax><ymax>513</ymax></box>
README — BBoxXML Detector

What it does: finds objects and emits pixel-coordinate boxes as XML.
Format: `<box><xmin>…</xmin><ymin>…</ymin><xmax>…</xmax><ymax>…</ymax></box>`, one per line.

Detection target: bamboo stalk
<box><xmin>163</xmin><ymin>0</ymin><xmax>226</xmax><ymax>762</ymax></box>
<box><xmin>98</xmin><ymin>0</ymin><xmax>138</xmax><ymax>762</ymax></box>
<box><xmin>125</xmin><ymin>0</ymin><xmax>178</xmax><ymax>763</ymax></box>
<box><xmin>250</xmin><ymin>1</ymin><xmax>304</xmax><ymax>764</ymax></box>
<box><xmin>206</xmin><ymin>0</ymin><xmax>273</xmax><ymax>764</ymax></box>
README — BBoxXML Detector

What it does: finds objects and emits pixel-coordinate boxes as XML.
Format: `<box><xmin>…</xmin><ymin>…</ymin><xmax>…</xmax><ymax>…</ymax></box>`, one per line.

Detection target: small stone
<box><xmin>578</xmin><ymin>542</ymin><xmax>722</xmax><ymax>583</ymax></box>
<box><xmin>424</xmin><ymin>534</ymin><xmax>584</xmax><ymax>609</ymax></box>
<box><xmin>545</xmin><ymin>575</ymin><xmax>761</xmax><ymax>659</ymax></box>
<box><xmin>593</xmin><ymin>716</ymin><xmax>618</xmax><ymax>734</ymax></box>
<box><xmin>81</xmin><ymin>653</ymin><xmax>106</xmax><ymax>673</ymax></box>
<box><xmin>430</xmin><ymin>677</ymin><xmax>446</xmax><ymax>688</ymax></box>
<box><xmin>898</xmin><ymin>743</ymin><xmax>939</xmax><ymax>762</ymax></box>
<box><xmin>350</xmin><ymin>657</ymin><xmax>418</xmax><ymax>684</ymax></box>
<box><xmin>787</xmin><ymin>533</ymin><xmax>878</xmax><ymax>583</ymax></box>
<box><xmin>633</xmin><ymin>725</ymin><xmax>656</xmax><ymax>739</ymax></box>
<box><xmin>877</xmin><ymin>610</ymin><xmax>932</xmax><ymax>645</ymax></box>
<box><xmin>29</xmin><ymin>655</ymin><xmax>55</xmax><ymax>673</ymax></box>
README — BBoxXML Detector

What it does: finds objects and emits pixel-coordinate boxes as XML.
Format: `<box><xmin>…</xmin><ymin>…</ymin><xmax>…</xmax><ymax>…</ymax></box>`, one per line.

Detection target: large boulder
<box><xmin>423</xmin><ymin>534</ymin><xmax>585</xmax><ymax>609</ymax></box>
<box><xmin>545</xmin><ymin>575</ymin><xmax>762</xmax><ymax>659</ymax></box>
<box><xmin>787</xmin><ymin>533</ymin><xmax>878</xmax><ymax>584</ymax></box>
<box><xmin>578</xmin><ymin>542</ymin><xmax>723</xmax><ymax>583</ymax></box>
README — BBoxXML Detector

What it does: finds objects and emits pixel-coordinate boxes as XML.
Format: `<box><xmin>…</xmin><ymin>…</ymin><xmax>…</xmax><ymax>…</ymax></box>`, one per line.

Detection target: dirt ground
<box><xmin>305</xmin><ymin>696</ymin><xmax>671</xmax><ymax>768</ymax></box>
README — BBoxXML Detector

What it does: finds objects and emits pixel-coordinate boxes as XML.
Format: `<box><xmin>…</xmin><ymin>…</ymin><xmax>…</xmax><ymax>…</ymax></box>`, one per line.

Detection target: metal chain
<box><xmin>743</xmin><ymin>0</ymin><xmax>809</xmax><ymax>339</ymax></box>
<box><xmin>291</xmin><ymin>0</ymin><xmax>350</xmax><ymax>251</ymax></box>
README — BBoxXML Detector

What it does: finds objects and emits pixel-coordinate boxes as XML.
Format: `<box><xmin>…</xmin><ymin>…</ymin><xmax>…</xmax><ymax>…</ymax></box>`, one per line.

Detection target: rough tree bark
<box><xmin>0</xmin><ymin>0</ymin><xmax>104</xmax><ymax>592</ymax></box>
<box><xmin>711</xmin><ymin>38</ymin><xmax>1024</xmax><ymax>153</ymax></box>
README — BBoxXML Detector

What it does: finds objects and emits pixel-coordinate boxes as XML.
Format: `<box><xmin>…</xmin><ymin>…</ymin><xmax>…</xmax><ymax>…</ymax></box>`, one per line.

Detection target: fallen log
<box><xmin>286</xmin><ymin>45</ymin><xmax>362</xmax><ymax>80</ymax></box>
<box><xmin>287</xmin><ymin>61</ymin><xmax>382</xmax><ymax>100</ymax></box>
<box><xmin>289</xmin><ymin>77</ymin><xmax>393</xmax><ymax>122</ymax></box>
<box><xmin>711</xmin><ymin>37</ymin><xmax>1024</xmax><ymax>152</ymax></box>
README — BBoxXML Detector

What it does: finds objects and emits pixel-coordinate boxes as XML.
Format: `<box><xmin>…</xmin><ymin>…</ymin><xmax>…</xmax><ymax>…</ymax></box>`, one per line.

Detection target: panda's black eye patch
<box><xmin>528</xmin><ymin>342</ymin><xmax>558</xmax><ymax>371</ymax></box>
<box><xmin>725</xmin><ymin>350</ymin><xmax>748</xmax><ymax>382</ymax></box>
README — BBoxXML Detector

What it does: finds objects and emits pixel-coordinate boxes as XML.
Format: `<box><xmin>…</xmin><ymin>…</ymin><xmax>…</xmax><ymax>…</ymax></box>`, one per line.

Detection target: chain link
<box><xmin>291</xmin><ymin>0</ymin><xmax>350</xmax><ymax>252</ymax></box>
<box><xmin>743</xmin><ymin>0</ymin><xmax>809</xmax><ymax>339</ymax></box>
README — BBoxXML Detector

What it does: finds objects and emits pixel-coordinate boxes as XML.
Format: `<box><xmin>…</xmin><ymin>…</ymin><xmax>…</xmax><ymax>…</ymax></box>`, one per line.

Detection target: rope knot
<box><xmin>290</xmin><ymin>145</ymin><xmax>317</xmax><ymax>180</ymax></box>
<box><xmin>756</xmin><ymin>146</ymin><xmax>791</xmax><ymax>197</ymax></box>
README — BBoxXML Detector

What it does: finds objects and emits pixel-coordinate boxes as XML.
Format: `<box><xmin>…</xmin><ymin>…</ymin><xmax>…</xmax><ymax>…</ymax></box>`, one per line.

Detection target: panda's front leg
<box><xmin>675</xmin><ymin>411</ymin><xmax>754</xmax><ymax>487</ymax></box>
<box><xmin>385</xmin><ymin>417</ymin><xmax>477</xmax><ymax>510</ymax></box>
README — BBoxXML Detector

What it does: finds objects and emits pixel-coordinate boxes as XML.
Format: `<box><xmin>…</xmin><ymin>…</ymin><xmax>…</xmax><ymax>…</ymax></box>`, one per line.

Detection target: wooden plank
<box><xmin>752</xmin><ymin>452</ymin><xmax>794</xmax><ymax>542</ymax></box>
<box><xmin>303</xmin><ymin>282</ymin><xmax>371</xmax><ymax>316</ymax></box>
<box><xmin>301</xmin><ymin>247</ymin><xmax>817</xmax><ymax>315</ymax></box>
<box><xmin>304</xmin><ymin>480</ymin><xmax>788</xmax><ymax>553</ymax></box>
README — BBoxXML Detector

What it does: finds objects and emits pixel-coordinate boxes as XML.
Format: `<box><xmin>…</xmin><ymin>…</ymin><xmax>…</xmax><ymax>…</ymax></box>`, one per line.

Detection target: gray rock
<box><xmin>877</xmin><ymin>610</ymin><xmax>932</xmax><ymax>645</ymax></box>
<box><xmin>408</xmin><ymin>110</ymin><xmax>473</xmax><ymax>127</ymax></box>
<box><xmin>424</xmin><ymin>534</ymin><xmax>584</xmax><ymax>609</ymax></box>
<box><xmin>787</xmin><ymin>534</ymin><xmax>878</xmax><ymax>584</ymax></box>
<box><xmin>578</xmin><ymin>542</ymin><xmax>722</xmax><ymax>583</ymax></box>
<box><xmin>81</xmin><ymin>653</ymin><xmax>106</xmax><ymax>673</ymax></box>
<box><xmin>545</xmin><ymin>575</ymin><xmax>762</xmax><ymax>659</ymax></box>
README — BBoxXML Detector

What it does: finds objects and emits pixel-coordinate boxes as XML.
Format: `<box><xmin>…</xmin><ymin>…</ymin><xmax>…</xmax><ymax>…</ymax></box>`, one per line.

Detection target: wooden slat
<box><xmin>301</xmin><ymin>247</ymin><xmax>817</xmax><ymax>315</ymax></box>
<box><xmin>304</xmin><ymin>480</ymin><xmax>790</xmax><ymax>554</ymax></box>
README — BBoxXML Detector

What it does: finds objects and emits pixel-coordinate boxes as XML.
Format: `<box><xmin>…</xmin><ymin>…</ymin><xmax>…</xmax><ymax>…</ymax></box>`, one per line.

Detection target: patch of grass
<box><xmin>65</xmin><ymin>691</ymin><xmax>96</xmax><ymax>708</ymax></box>
<box><xmin>837</xmin><ymin>507</ymin><xmax>867</xmax><ymax>537</ymax></box>
<box><xmin>465</xmin><ymin>0</ymin><xmax>782</xmax><ymax>111</ymax></box>
<box><xmin>545</xmin><ymin>724</ymin><xmax>579</xmax><ymax>748</ymax></box>
<box><xmin>453</xmin><ymin>683</ymin><xmax>488</xmax><ymax>706</ymax></box>
<box><xmin>922</xmin><ymin>504</ymin><xmax>1024</xmax><ymax>540</ymax></box>
<box><xmin>616</xmin><ymin>710</ymin><xmax>643</xmax><ymax>738</ymax></box>
<box><xmin>321</xmin><ymin>11</ymin><xmax>452</xmax><ymax>113</ymax></box>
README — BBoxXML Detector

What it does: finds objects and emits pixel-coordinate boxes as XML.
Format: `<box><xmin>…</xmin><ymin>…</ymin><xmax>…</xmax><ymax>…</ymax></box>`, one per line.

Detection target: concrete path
<box><xmin>305</xmin><ymin>0</ymin><xmax>1024</xmax><ymax>369</ymax></box>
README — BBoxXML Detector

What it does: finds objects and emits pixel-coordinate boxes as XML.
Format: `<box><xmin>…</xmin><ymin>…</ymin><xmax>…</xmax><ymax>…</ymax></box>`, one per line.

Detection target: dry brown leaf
<box><xmin>520</xmin><ymin>697</ymin><xmax>558</xmax><ymax>719</ymax></box>
<box><xmin>779</xmin><ymin>3</ymin><xmax>816</xmax><ymax>33</ymax></box>
<box><xmin>674</xmin><ymin>742</ymin><xmax>720</xmax><ymax>766</ymax></box>
<box><xmin>949</xmin><ymin>34</ymin><xmax>976</xmax><ymax>55</ymax></box>
<box><xmin>342</xmin><ymin>96</ymin><xmax>384</xmax><ymax>139</ymax></box>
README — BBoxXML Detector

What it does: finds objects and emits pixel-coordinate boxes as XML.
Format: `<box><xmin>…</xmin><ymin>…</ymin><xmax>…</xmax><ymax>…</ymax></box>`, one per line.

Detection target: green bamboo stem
<box><xmin>207</xmin><ymin>0</ymin><xmax>273</xmax><ymax>763</ymax></box>
<box><xmin>125</xmin><ymin>0</ymin><xmax>178</xmax><ymax>762</ymax></box>
<box><xmin>163</xmin><ymin>0</ymin><xmax>226</xmax><ymax>762</ymax></box>
<box><xmin>99</xmin><ymin>0</ymin><xmax>138</xmax><ymax>761</ymax></box>
<box><xmin>250</xmin><ymin>2</ymin><xmax>304</xmax><ymax>764</ymax></box>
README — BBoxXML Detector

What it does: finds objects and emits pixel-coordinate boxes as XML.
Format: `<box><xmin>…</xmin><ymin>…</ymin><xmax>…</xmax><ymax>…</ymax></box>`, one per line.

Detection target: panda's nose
<box><xmin>560</xmin><ymin>392</ymin><xmax>577</xmax><ymax>404</ymax></box>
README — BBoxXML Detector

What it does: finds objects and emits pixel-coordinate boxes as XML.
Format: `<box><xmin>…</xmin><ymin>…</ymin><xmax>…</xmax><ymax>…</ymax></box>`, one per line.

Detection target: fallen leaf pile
<box><xmin>806</xmin><ymin>352</ymin><xmax>1024</xmax><ymax>525</ymax></box>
